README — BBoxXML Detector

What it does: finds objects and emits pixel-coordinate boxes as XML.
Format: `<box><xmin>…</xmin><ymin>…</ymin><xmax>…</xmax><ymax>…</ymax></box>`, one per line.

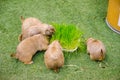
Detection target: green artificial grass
<box><xmin>0</xmin><ymin>0</ymin><xmax>120</xmax><ymax>80</ymax></box>
<box><xmin>50</xmin><ymin>23</ymin><xmax>84</xmax><ymax>51</ymax></box>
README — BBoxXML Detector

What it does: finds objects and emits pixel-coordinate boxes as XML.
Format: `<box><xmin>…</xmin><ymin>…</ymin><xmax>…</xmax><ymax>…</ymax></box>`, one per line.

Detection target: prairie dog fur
<box><xmin>19</xmin><ymin>16</ymin><xmax>55</xmax><ymax>41</ymax></box>
<box><xmin>44</xmin><ymin>40</ymin><xmax>64</xmax><ymax>72</ymax></box>
<box><xmin>87</xmin><ymin>38</ymin><xmax>106</xmax><ymax>61</ymax></box>
<box><xmin>11</xmin><ymin>34</ymin><xmax>49</xmax><ymax>64</ymax></box>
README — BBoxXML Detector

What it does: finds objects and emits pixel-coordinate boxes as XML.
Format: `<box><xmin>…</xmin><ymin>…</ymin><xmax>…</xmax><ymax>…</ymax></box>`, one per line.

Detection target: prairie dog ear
<box><xmin>18</xmin><ymin>34</ymin><xmax>23</xmax><ymax>41</ymax></box>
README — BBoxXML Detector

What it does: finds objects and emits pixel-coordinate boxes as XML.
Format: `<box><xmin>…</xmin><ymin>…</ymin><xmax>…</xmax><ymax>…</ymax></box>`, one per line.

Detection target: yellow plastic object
<box><xmin>106</xmin><ymin>0</ymin><xmax>120</xmax><ymax>34</ymax></box>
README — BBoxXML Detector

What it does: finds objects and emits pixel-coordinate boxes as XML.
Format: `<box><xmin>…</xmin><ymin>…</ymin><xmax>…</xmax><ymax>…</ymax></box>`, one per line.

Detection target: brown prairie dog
<box><xmin>44</xmin><ymin>40</ymin><xmax>64</xmax><ymax>72</ymax></box>
<box><xmin>86</xmin><ymin>38</ymin><xmax>106</xmax><ymax>61</ymax></box>
<box><xmin>21</xmin><ymin>16</ymin><xmax>42</xmax><ymax>30</ymax></box>
<box><xmin>19</xmin><ymin>16</ymin><xmax>55</xmax><ymax>41</ymax></box>
<box><xmin>11</xmin><ymin>34</ymin><xmax>49</xmax><ymax>64</ymax></box>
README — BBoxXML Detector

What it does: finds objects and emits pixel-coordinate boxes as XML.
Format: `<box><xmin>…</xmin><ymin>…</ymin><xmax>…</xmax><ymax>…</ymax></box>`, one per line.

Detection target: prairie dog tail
<box><xmin>20</xmin><ymin>16</ymin><xmax>25</xmax><ymax>23</ymax></box>
<box><xmin>18</xmin><ymin>34</ymin><xmax>23</xmax><ymax>42</ymax></box>
<box><xmin>11</xmin><ymin>53</ymin><xmax>17</xmax><ymax>59</ymax></box>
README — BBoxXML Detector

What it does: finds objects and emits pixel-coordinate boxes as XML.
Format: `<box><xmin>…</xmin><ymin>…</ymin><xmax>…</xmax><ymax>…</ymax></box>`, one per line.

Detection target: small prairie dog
<box><xmin>19</xmin><ymin>16</ymin><xmax>55</xmax><ymax>41</ymax></box>
<box><xmin>11</xmin><ymin>34</ymin><xmax>49</xmax><ymax>64</ymax></box>
<box><xmin>20</xmin><ymin>16</ymin><xmax>42</xmax><ymax>30</ymax></box>
<box><xmin>44</xmin><ymin>40</ymin><xmax>64</xmax><ymax>72</ymax></box>
<box><xmin>86</xmin><ymin>38</ymin><xmax>106</xmax><ymax>61</ymax></box>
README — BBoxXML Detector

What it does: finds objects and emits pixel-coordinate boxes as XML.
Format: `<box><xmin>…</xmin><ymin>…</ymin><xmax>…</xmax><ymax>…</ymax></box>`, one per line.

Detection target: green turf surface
<box><xmin>0</xmin><ymin>0</ymin><xmax>120</xmax><ymax>80</ymax></box>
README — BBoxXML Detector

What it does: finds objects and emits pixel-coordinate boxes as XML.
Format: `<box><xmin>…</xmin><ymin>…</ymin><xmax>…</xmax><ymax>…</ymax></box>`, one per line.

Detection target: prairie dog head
<box><xmin>41</xmin><ymin>24</ymin><xmax>55</xmax><ymax>36</ymax></box>
<box><xmin>86</xmin><ymin>38</ymin><xmax>106</xmax><ymax>61</ymax></box>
